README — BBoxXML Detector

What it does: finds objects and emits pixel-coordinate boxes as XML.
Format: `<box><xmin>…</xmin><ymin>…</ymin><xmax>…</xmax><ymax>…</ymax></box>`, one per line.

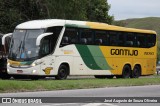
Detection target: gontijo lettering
<box><xmin>111</xmin><ymin>49</ymin><xmax>138</xmax><ymax>56</ymax></box>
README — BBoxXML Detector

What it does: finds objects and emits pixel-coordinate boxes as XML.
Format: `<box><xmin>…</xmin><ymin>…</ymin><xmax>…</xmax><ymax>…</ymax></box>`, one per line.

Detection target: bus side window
<box><xmin>118</xmin><ymin>32</ymin><xmax>125</xmax><ymax>46</ymax></box>
<box><xmin>125</xmin><ymin>33</ymin><xmax>134</xmax><ymax>47</ymax></box>
<box><xmin>44</xmin><ymin>26</ymin><xmax>62</xmax><ymax>55</ymax></box>
<box><xmin>40</xmin><ymin>36</ymin><xmax>50</xmax><ymax>56</ymax></box>
<box><xmin>136</xmin><ymin>34</ymin><xmax>146</xmax><ymax>48</ymax></box>
<box><xmin>80</xmin><ymin>29</ymin><xmax>93</xmax><ymax>45</ymax></box>
<box><xmin>62</xmin><ymin>36</ymin><xmax>69</xmax><ymax>44</ymax></box>
<box><xmin>60</xmin><ymin>27</ymin><xmax>78</xmax><ymax>47</ymax></box>
<box><xmin>81</xmin><ymin>38</ymin><xmax>87</xmax><ymax>44</ymax></box>
<box><xmin>109</xmin><ymin>31</ymin><xmax>118</xmax><ymax>46</ymax></box>
<box><xmin>146</xmin><ymin>34</ymin><xmax>156</xmax><ymax>48</ymax></box>
<box><xmin>94</xmin><ymin>30</ymin><xmax>107</xmax><ymax>46</ymax></box>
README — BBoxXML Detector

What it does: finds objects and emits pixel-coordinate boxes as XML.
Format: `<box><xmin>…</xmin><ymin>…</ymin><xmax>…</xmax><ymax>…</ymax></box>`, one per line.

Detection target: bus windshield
<box><xmin>8</xmin><ymin>29</ymin><xmax>44</xmax><ymax>61</ymax></box>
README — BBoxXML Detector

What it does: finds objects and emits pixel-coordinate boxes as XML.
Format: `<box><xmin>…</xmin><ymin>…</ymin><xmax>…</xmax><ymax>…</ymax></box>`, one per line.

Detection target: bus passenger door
<box><xmin>39</xmin><ymin>36</ymin><xmax>55</xmax><ymax>76</ymax></box>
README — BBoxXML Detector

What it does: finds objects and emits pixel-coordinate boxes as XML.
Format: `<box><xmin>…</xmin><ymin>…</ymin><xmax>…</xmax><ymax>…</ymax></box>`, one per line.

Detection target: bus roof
<box><xmin>16</xmin><ymin>19</ymin><xmax>156</xmax><ymax>34</ymax></box>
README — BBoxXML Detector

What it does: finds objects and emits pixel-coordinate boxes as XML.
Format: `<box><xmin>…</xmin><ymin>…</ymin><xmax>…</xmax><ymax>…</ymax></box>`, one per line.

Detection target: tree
<box><xmin>0</xmin><ymin>0</ymin><xmax>114</xmax><ymax>33</ymax></box>
<box><xmin>0</xmin><ymin>0</ymin><xmax>47</xmax><ymax>33</ymax></box>
<box><xmin>45</xmin><ymin>0</ymin><xmax>87</xmax><ymax>20</ymax></box>
<box><xmin>0</xmin><ymin>0</ymin><xmax>19</xmax><ymax>33</ymax></box>
<box><xmin>86</xmin><ymin>0</ymin><xmax>113</xmax><ymax>24</ymax></box>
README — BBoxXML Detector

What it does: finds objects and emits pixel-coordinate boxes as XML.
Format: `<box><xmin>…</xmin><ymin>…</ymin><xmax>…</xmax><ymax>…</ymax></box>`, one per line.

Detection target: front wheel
<box><xmin>55</xmin><ymin>65</ymin><xmax>68</xmax><ymax>80</ymax></box>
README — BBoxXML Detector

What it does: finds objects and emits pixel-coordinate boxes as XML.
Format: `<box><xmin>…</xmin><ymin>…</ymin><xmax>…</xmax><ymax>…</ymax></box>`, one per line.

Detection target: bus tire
<box><xmin>131</xmin><ymin>65</ymin><xmax>141</xmax><ymax>78</ymax></box>
<box><xmin>55</xmin><ymin>64</ymin><xmax>68</xmax><ymax>80</ymax></box>
<box><xmin>94</xmin><ymin>75</ymin><xmax>106</xmax><ymax>79</ymax></box>
<box><xmin>122</xmin><ymin>65</ymin><xmax>131</xmax><ymax>78</ymax></box>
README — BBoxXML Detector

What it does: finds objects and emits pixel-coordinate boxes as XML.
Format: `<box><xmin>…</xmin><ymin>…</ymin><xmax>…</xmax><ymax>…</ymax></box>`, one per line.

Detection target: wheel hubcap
<box><xmin>59</xmin><ymin>69</ymin><xmax>66</xmax><ymax>78</ymax></box>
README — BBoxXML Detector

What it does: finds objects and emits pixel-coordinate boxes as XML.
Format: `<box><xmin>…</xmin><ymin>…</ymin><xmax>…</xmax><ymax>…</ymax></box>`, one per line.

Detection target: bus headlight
<box><xmin>31</xmin><ymin>60</ymin><xmax>44</xmax><ymax>67</ymax></box>
<box><xmin>7</xmin><ymin>62</ymin><xmax>10</xmax><ymax>66</ymax></box>
<box><xmin>31</xmin><ymin>63</ymin><xmax>36</xmax><ymax>67</ymax></box>
<box><xmin>7</xmin><ymin>69</ymin><xmax>10</xmax><ymax>73</ymax></box>
<box><xmin>32</xmin><ymin>70</ymin><xmax>37</xmax><ymax>74</ymax></box>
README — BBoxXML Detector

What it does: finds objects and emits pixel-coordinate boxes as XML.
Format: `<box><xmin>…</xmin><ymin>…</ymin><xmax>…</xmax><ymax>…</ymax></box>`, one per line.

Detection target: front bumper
<box><xmin>7</xmin><ymin>65</ymin><xmax>41</xmax><ymax>75</ymax></box>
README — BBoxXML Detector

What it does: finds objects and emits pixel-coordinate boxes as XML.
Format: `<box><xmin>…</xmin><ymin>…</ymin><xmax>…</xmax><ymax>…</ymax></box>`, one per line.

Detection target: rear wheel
<box><xmin>131</xmin><ymin>65</ymin><xmax>141</xmax><ymax>78</ymax></box>
<box><xmin>55</xmin><ymin>65</ymin><xmax>68</xmax><ymax>80</ymax></box>
<box><xmin>122</xmin><ymin>65</ymin><xmax>131</xmax><ymax>78</ymax></box>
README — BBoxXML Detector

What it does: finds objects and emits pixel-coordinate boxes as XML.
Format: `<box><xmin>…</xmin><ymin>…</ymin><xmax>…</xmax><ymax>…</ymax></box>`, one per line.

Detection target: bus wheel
<box><xmin>55</xmin><ymin>65</ymin><xmax>68</xmax><ymax>80</ymax></box>
<box><xmin>131</xmin><ymin>65</ymin><xmax>141</xmax><ymax>78</ymax></box>
<box><xmin>122</xmin><ymin>65</ymin><xmax>131</xmax><ymax>78</ymax></box>
<box><xmin>94</xmin><ymin>75</ymin><xmax>106</xmax><ymax>79</ymax></box>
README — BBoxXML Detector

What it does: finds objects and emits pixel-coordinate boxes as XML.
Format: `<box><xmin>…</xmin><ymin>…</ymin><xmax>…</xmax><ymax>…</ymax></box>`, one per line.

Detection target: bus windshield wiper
<box><xmin>21</xmin><ymin>40</ymin><xmax>28</xmax><ymax>58</ymax></box>
<box><xmin>15</xmin><ymin>41</ymin><xmax>22</xmax><ymax>56</ymax></box>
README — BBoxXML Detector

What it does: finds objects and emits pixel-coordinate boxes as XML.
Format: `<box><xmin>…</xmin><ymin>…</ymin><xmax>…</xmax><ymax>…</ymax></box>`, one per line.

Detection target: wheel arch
<box><xmin>124</xmin><ymin>63</ymin><xmax>132</xmax><ymax>70</ymax></box>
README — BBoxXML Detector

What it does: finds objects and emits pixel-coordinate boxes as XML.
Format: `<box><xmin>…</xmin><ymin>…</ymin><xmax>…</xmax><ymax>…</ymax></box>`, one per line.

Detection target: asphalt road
<box><xmin>0</xmin><ymin>85</ymin><xmax>160</xmax><ymax>97</ymax></box>
<box><xmin>0</xmin><ymin>85</ymin><xmax>160</xmax><ymax>106</ymax></box>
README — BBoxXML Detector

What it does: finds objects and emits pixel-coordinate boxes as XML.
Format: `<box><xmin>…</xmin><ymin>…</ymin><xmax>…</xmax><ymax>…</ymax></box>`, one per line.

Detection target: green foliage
<box><xmin>86</xmin><ymin>0</ymin><xmax>113</xmax><ymax>24</ymax></box>
<box><xmin>0</xmin><ymin>0</ymin><xmax>113</xmax><ymax>33</ymax></box>
<box><xmin>0</xmin><ymin>0</ymin><xmax>47</xmax><ymax>33</ymax></box>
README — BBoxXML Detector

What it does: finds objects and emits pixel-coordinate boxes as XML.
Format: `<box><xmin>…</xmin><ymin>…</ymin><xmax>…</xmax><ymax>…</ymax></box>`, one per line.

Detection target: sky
<box><xmin>108</xmin><ymin>0</ymin><xmax>160</xmax><ymax>20</ymax></box>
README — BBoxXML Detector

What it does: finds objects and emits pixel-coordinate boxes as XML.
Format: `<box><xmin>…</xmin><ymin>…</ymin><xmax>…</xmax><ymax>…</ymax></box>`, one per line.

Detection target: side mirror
<box><xmin>2</xmin><ymin>33</ymin><xmax>12</xmax><ymax>45</ymax></box>
<box><xmin>36</xmin><ymin>33</ymin><xmax>53</xmax><ymax>46</ymax></box>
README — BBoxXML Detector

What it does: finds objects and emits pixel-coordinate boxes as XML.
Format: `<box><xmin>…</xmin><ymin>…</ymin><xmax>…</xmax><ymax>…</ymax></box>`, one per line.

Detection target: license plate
<box><xmin>17</xmin><ymin>70</ymin><xmax>23</xmax><ymax>73</ymax></box>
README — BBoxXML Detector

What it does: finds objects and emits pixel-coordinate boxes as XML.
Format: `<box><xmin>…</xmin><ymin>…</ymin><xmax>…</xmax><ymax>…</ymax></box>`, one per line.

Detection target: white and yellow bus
<box><xmin>7</xmin><ymin>19</ymin><xmax>157</xmax><ymax>79</ymax></box>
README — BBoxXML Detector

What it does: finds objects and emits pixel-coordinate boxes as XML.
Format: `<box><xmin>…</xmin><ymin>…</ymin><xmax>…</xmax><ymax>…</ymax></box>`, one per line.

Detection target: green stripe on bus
<box><xmin>87</xmin><ymin>46</ymin><xmax>112</xmax><ymax>70</ymax></box>
<box><xmin>20</xmin><ymin>61</ymin><xmax>34</xmax><ymax>65</ymax></box>
<box><xmin>75</xmin><ymin>45</ymin><xmax>101</xmax><ymax>70</ymax></box>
